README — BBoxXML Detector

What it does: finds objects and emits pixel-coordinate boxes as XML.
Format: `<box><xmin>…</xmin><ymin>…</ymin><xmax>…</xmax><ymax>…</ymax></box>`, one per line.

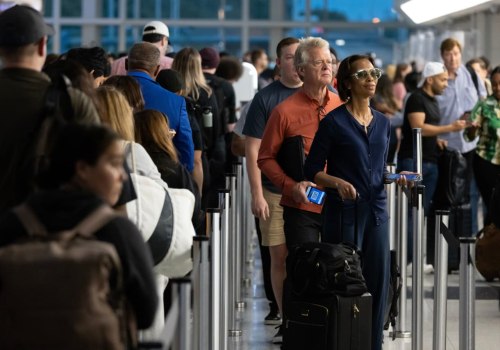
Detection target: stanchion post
<box><xmin>192</xmin><ymin>236</ymin><xmax>210</xmax><ymax>350</ymax></box>
<box><xmin>412</xmin><ymin>184</ymin><xmax>425</xmax><ymax>350</ymax></box>
<box><xmin>433</xmin><ymin>211</ymin><xmax>450</xmax><ymax>350</ymax></box>
<box><xmin>207</xmin><ymin>208</ymin><xmax>222</xmax><ymax>350</ymax></box>
<box><xmin>224</xmin><ymin>174</ymin><xmax>242</xmax><ymax>337</ymax></box>
<box><xmin>394</xmin><ymin>185</ymin><xmax>411</xmax><ymax>338</ymax></box>
<box><xmin>171</xmin><ymin>278</ymin><xmax>192</xmax><ymax>350</ymax></box>
<box><xmin>386</xmin><ymin>164</ymin><xmax>397</xmax><ymax>251</ymax></box>
<box><xmin>459</xmin><ymin>237</ymin><xmax>476</xmax><ymax>350</ymax></box>
<box><xmin>234</xmin><ymin>163</ymin><xmax>245</xmax><ymax>309</ymax></box>
<box><xmin>218</xmin><ymin>189</ymin><xmax>231</xmax><ymax>350</ymax></box>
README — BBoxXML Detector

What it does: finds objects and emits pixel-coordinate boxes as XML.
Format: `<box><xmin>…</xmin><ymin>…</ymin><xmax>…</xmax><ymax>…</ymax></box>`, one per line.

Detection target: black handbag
<box><xmin>286</xmin><ymin>198</ymin><xmax>367</xmax><ymax>297</ymax></box>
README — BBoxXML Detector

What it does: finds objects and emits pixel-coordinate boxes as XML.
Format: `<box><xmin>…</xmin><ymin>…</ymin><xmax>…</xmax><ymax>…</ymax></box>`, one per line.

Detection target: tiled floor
<box><xmin>229</xmin><ymin>241</ymin><xmax>500</xmax><ymax>350</ymax></box>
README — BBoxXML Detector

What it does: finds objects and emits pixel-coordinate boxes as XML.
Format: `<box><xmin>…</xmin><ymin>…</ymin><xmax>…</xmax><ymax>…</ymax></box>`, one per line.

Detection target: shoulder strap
<box><xmin>13</xmin><ymin>204</ymin><xmax>118</xmax><ymax>239</ymax></box>
<box><xmin>13</xmin><ymin>204</ymin><xmax>49</xmax><ymax>237</ymax></box>
<box><xmin>73</xmin><ymin>205</ymin><xmax>119</xmax><ymax>238</ymax></box>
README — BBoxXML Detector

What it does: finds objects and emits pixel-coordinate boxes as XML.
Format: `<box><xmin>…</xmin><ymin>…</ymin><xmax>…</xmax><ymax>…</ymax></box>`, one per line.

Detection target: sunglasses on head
<box><xmin>351</xmin><ymin>68</ymin><xmax>383</xmax><ymax>80</ymax></box>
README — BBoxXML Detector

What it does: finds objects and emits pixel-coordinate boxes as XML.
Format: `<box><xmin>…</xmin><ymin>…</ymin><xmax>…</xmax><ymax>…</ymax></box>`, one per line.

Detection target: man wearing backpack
<box><xmin>0</xmin><ymin>5</ymin><xmax>99</xmax><ymax>214</ymax></box>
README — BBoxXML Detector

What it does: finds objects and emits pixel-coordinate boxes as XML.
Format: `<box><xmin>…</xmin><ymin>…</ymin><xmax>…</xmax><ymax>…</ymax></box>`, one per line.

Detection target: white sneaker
<box><xmin>424</xmin><ymin>264</ymin><xmax>434</xmax><ymax>274</ymax></box>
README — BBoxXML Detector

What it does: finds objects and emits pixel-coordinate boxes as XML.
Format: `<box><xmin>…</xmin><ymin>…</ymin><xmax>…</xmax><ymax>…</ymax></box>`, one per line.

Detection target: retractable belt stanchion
<box><xmin>241</xmin><ymin>160</ymin><xmax>252</xmax><ymax>287</ymax></box>
<box><xmin>412</xmin><ymin>128</ymin><xmax>424</xmax><ymax>350</ymax></box>
<box><xmin>207</xmin><ymin>208</ymin><xmax>222</xmax><ymax>350</ymax></box>
<box><xmin>433</xmin><ymin>211</ymin><xmax>450</xmax><ymax>350</ymax></box>
<box><xmin>395</xmin><ymin>184</ymin><xmax>411</xmax><ymax>338</ymax></box>
<box><xmin>459</xmin><ymin>237</ymin><xmax>476</xmax><ymax>350</ymax></box>
<box><xmin>171</xmin><ymin>278</ymin><xmax>192</xmax><ymax>350</ymax></box>
<box><xmin>385</xmin><ymin>164</ymin><xmax>398</xmax><ymax>337</ymax></box>
<box><xmin>218</xmin><ymin>189</ymin><xmax>231</xmax><ymax>350</ymax></box>
<box><xmin>387</xmin><ymin>164</ymin><xmax>397</xmax><ymax>251</ymax></box>
<box><xmin>225</xmin><ymin>174</ymin><xmax>242</xmax><ymax>337</ymax></box>
<box><xmin>234</xmin><ymin>163</ymin><xmax>246</xmax><ymax>309</ymax></box>
<box><xmin>192</xmin><ymin>236</ymin><xmax>210</xmax><ymax>350</ymax></box>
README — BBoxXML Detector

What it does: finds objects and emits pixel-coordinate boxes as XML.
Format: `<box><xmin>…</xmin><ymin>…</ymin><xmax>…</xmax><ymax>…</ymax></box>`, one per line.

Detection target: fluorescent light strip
<box><xmin>401</xmin><ymin>0</ymin><xmax>492</xmax><ymax>24</ymax></box>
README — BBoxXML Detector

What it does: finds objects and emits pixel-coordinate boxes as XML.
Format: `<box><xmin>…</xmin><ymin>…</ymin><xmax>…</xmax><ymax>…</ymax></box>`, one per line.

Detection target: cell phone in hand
<box><xmin>461</xmin><ymin>111</ymin><xmax>472</xmax><ymax>121</ymax></box>
<box><xmin>306</xmin><ymin>186</ymin><xmax>326</xmax><ymax>205</ymax></box>
<box><xmin>385</xmin><ymin>173</ymin><xmax>422</xmax><ymax>183</ymax></box>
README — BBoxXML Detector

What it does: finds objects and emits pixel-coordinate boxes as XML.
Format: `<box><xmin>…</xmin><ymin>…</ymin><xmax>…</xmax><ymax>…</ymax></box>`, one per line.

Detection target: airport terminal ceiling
<box><xmin>0</xmin><ymin>0</ymin><xmax>499</xmax><ymax>65</ymax></box>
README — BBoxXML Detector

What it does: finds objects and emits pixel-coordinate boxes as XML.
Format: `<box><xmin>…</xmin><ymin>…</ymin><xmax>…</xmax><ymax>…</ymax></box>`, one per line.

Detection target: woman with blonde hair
<box><xmin>172</xmin><ymin>47</ymin><xmax>223</xmax><ymax>209</ymax></box>
<box><xmin>95</xmin><ymin>85</ymin><xmax>165</xmax><ymax>186</ymax></box>
<box><xmin>134</xmin><ymin>109</ymin><xmax>201</xmax><ymax>229</ymax></box>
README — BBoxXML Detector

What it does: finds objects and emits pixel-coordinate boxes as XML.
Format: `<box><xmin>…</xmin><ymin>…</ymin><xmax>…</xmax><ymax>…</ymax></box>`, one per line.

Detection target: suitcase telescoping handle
<box><xmin>339</xmin><ymin>193</ymin><xmax>359</xmax><ymax>248</ymax></box>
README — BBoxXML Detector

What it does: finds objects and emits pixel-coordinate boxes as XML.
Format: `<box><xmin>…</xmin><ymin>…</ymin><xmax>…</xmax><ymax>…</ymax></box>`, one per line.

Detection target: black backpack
<box><xmin>433</xmin><ymin>148</ymin><xmax>469</xmax><ymax>209</ymax></box>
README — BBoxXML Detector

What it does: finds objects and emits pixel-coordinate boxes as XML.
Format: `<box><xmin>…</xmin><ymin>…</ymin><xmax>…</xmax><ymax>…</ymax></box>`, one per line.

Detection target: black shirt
<box><xmin>398</xmin><ymin>88</ymin><xmax>441</xmax><ymax>163</ymax></box>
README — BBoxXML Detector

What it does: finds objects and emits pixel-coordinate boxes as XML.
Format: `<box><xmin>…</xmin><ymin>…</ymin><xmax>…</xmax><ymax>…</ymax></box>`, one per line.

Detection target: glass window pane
<box><xmin>126</xmin><ymin>0</ymin><xmax>172</xmax><ymax>19</ymax></box>
<box><xmin>43</xmin><ymin>0</ymin><xmax>53</xmax><ymax>17</ymax></box>
<box><xmin>180</xmin><ymin>0</ymin><xmax>219</xmax><ymax>19</ymax></box>
<box><xmin>101</xmin><ymin>0</ymin><xmax>119</xmax><ymax>18</ymax></box>
<box><xmin>169</xmin><ymin>27</ymin><xmax>241</xmax><ymax>55</ymax></box>
<box><xmin>282</xmin><ymin>0</ymin><xmax>397</xmax><ymax>22</ymax></box>
<box><xmin>100</xmin><ymin>26</ymin><xmax>119</xmax><ymax>54</ymax></box>
<box><xmin>225</xmin><ymin>0</ymin><xmax>242</xmax><ymax>20</ymax></box>
<box><xmin>61</xmin><ymin>0</ymin><xmax>82</xmax><ymax>18</ymax></box>
<box><xmin>250</xmin><ymin>0</ymin><xmax>269</xmax><ymax>19</ymax></box>
<box><xmin>60</xmin><ymin>26</ymin><xmax>81</xmax><ymax>53</ymax></box>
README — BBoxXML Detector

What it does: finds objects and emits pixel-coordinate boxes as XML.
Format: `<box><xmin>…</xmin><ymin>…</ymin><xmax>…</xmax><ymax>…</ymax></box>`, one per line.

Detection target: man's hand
<box><xmin>292</xmin><ymin>181</ymin><xmax>314</xmax><ymax>204</ymax></box>
<box><xmin>251</xmin><ymin>194</ymin><xmax>269</xmax><ymax>220</ymax></box>
<box><xmin>436</xmin><ymin>138</ymin><xmax>448</xmax><ymax>150</ymax></box>
<box><xmin>450</xmin><ymin>119</ymin><xmax>467</xmax><ymax>131</ymax></box>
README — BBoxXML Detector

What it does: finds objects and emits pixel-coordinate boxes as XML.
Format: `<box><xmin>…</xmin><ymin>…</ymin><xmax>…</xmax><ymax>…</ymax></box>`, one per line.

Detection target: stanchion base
<box><xmin>389</xmin><ymin>331</ymin><xmax>411</xmax><ymax>339</ymax></box>
<box><xmin>228</xmin><ymin>330</ymin><xmax>242</xmax><ymax>337</ymax></box>
<box><xmin>236</xmin><ymin>301</ymin><xmax>246</xmax><ymax>310</ymax></box>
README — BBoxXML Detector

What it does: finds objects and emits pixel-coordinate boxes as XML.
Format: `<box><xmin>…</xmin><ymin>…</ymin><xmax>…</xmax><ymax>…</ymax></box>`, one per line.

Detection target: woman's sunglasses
<box><xmin>351</xmin><ymin>68</ymin><xmax>383</xmax><ymax>80</ymax></box>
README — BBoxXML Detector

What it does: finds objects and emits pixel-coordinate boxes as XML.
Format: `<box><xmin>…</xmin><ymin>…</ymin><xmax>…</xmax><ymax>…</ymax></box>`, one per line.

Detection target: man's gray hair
<box><xmin>294</xmin><ymin>37</ymin><xmax>330</xmax><ymax>69</ymax></box>
<box><xmin>127</xmin><ymin>42</ymin><xmax>161</xmax><ymax>72</ymax></box>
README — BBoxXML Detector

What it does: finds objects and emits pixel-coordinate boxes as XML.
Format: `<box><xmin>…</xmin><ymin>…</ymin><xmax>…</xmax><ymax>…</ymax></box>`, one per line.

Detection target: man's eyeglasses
<box><xmin>308</xmin><ymin>59</ymin><xmax>334</xmax><ymax>68</ymax></box>
<box><xmin>351</xmin><ymin>68</ymin><xmax>383</xmax><ymax>80</ymax></box>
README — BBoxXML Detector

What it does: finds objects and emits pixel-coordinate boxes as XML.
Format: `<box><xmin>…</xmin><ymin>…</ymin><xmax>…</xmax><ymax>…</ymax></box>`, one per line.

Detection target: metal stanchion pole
<box><xmin>192</xmin><ymin>236</ymin><xmax>210</xmax><ymax>350</ymax></box>
<box><xmin>387</xmin><ymin>164</ymin><xmax>397</xmax><ymax>251</ymax></box>
<box><xmin>207</xmin><ymin>208</ymin><xmax>222</xmax><ymax>350</ymax></box>
<box><xmin>433</xmin><ymin>211</ymin><xmax>450</xmax><ymax>350</ymax></box>
<box><xmin>241</xmin><ymin>160</ymin><xmax>252</xmax><ymax>287</ymax></box>
<box><xmin>171</xmin><ymin>278</ymin><xmax>192</xmax><ymax>350</ymax></box>
<box><xmin>218</xmin><ymin>189</ymin><xmax>231</xmax><ymax>350</ymax></box>
<box><xmin>225</xmin><ymin>174</ymin><xmax>242</xmax><ymax>337</ymax></box>
<box><xmin>412</xmin><ymin>184</ymin><xmax>425</xmax><ymax>350</ymax></box>
<box><xmin>459</xmin><ymin>237</ymin><xmax>476</xmax><ymax>350</ymax></box>
<box><xmin>234</xmin><ymin>163</ymin><xmax>245</xmax><ymax>309</ymax></box>
<box><xmin>394</xmin><ymin>184</ymin><xmax>411</xmax><ymax>338</ymax></box>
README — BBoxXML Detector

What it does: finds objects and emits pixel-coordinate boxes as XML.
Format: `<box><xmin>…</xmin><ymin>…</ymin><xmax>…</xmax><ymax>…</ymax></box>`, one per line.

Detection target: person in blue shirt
<box><xmin>304</xmin><ymin>54</ymin><xmax>393</xmax><ymax>350</ymax></box>
<box><xmin>126</xmin><ymin>42</ymin><xmax>194</xmax><ymax>172</ymax></box>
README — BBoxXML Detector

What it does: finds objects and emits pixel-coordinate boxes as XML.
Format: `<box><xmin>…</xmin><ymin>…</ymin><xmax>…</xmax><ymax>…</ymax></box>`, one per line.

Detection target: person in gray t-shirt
<box><xmin>242</xmin><ymin>37</ymin><xmax>302</xmax><ymax>344</ymax></box>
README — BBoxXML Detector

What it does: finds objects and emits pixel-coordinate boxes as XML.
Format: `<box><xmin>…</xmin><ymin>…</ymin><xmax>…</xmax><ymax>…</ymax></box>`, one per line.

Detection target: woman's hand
<box><xmin>337</xmin><ymin>179</ymin><xmax>357</xmax><ymax>200</ymax></box>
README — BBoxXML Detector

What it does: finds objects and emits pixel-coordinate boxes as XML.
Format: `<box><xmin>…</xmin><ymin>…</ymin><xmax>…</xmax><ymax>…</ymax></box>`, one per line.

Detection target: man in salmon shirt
<box><xmin>258</xmin><ymin>36</ymin><xmax>342</xmax><ymax>250</ymax></box>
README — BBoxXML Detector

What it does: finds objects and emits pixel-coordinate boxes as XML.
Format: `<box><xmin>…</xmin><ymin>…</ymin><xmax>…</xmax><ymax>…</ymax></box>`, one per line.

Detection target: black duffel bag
<box><xmin>287</xmin><ymin>241</ymin><xmax>368</xmax><ymax>298</ymax></box>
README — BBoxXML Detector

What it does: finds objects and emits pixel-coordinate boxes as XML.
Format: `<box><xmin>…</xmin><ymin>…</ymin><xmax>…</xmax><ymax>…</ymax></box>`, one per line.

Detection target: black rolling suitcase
<box><xmin>283</xmin><ymin>286</ymin><xmax>372</xmax><ymax>350</ymax></box>
<box><xmin>282</xmin><ymin>197</ymin><xmax>372</xmax><ymax>350</ymax></box>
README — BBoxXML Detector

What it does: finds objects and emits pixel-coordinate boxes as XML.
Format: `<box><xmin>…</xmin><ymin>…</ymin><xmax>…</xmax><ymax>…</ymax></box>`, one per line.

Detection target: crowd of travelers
<box><xmin>0</xmin><ymin>4</ymin><xmax>498</xmax><ymax>350</ymax></box>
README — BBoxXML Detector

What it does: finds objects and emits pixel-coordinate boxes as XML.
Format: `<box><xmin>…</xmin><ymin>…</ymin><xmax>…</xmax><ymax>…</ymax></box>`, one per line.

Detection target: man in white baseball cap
<box><xmin>110</xmin><ymin>20</ymin><xmax>172</xmax><ymax>76</ymax></box>
<box><xmin>397</xmin><ymin>61</ymin><xmax>466</xmax><ymax>269</ymax></box>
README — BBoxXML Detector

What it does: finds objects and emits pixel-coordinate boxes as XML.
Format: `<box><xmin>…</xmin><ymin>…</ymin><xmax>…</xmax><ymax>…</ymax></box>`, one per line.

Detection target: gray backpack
<box><xmin>0</xmin><ymin>205</ymin><xmax>134</xmax><ymax>350</ymax></box>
